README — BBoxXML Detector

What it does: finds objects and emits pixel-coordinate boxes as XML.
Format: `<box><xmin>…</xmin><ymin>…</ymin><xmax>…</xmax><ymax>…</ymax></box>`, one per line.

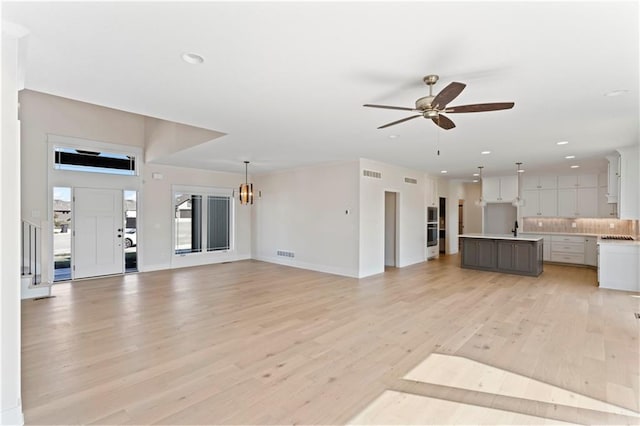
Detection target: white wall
<box><xmin>463</xmin><ymin>182</ymin><xmax>483</xmax><ymax>233</ymax></box>
<box><xmin>143</xmin><ymin>163</ymin><xmax>251</xmax><ymax>271</ymax></box>
<box><xmin>359</xmin><ymin>159</ymin><xmax>426</xmax><ymax>277</ymax></box>
<box><xmin>1</xmin><ymin>30</ymin><xmax>25</xmax><ymax>426</ymax></box>
<box><xmin>252</xmin><ymin>161</ymin><xmax>360</xmax><ymax>277</ymax></box>
<box><xmin>144</xmin><ymin>117</ymin><xmax>225</xmax><ymax>162</ymax></box>
<box><xmin>19</xmin><ymin>90</ymin><xmax>252</xmax><ymax>276</ymax></box>
<box><xmin>446</xmin><ymin>180</ymin><xmax>464</xmax><ymax>254</ymax></box>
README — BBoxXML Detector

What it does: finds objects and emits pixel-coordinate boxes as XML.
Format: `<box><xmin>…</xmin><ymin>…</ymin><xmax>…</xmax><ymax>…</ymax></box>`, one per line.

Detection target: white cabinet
<box><xmin>557</xmin><ymin>187</ymin><xmax>597</xmax><ymax>217</ymax></box>
<box><xmin>598</xmin><ymin>242</ymin><xmax>640</xmax><ymax>292</ymax></box>
<box><xmin>557</xmin><ymin>174</ymin><xmax>598</xmax><ymax>189</ymax></box>
<box><xmin>482</xmin><ymin>175</ymin><xmax>517</xmax><ymax>202</ymax></box>
<box><xmin>550</xmin><ymin>235</ymin><xmax>585</xmax><ymax>264</ymax></box>
<box><xmin>522</xmin><ymin>188</ymin><xmax>558</xmax><ymax>217</ymax></box>
<box><xmin>617</xmin><ymin>145</ymin><xmax>639</xmax><ymax>220</ymax></box>
<box><xmin>521</xmin><ymin>175</ymin><xmax>557</xmax><ymax>190</ymax></box>
<box><xmin>598</xmin><ymin>183</ymin><xmax>618</xmax><ymax>218</ymax></box>
<box><xmin>584</xmin><ymin>237</ymin><xmax>597</xmax><ymax>267</ymax></box>
<box><xmin>425</xmin><ymin>176</ymin><xmax>438</xmax><ymax>207</ymax></box>
<box><xmin>605</xmin><ymin>154</ymin><xmax>620</xmax><ymax>203</ymax></box>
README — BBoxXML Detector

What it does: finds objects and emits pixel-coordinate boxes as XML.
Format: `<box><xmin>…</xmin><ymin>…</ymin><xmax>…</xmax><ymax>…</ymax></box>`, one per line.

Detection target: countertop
<box><xmin>597</xmin><ymin>239</ymin><xmax>640</xmax><ymax>246</ymax></box>
<box><xmin>519</xmin><ymin>231</ymin><xmax>639</xmax><ymax>245</ymax></box>
<box><xmin>459</xmin><ymin>233</ymin><xmax>543</xmax><ymax>242</ymax></box>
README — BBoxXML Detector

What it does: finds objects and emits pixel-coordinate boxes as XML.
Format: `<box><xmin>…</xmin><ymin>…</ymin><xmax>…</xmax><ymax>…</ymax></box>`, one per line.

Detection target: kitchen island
<box><xmin>459</xmin><ymin>234</ymin><xmax>544</xmax><ymax>277</ymax></box>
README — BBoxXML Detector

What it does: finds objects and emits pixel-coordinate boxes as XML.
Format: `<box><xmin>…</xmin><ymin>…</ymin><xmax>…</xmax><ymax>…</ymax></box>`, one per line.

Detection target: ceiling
<box><xmin>3</xmin><ymin>1</ymin><xmax>638</xmax><ymax>179</ymax></box>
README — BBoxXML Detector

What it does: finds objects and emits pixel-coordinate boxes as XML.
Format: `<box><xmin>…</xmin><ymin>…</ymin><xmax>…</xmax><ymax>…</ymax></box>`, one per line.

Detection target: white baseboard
<box><xmin>255</xmin><ymin>255</ymin><xmax>359</xmax><ymax>278</ymax></box>
<box><xmin>1</xmin><ymin>403</ymin><xmax>24</xmax><ymax>426</ymax></box>
<box><xmin>21</xmin><ymin>276</ymin><xmax>51</xmax><ymax>300</ymax></box>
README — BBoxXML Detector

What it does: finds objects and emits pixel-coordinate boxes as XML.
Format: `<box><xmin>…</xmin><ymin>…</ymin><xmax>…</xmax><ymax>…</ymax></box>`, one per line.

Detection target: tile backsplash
<box><xmin>522</xmin><ymin>217</ymin><xmax>638</xmax><ymax>236</ymax></box>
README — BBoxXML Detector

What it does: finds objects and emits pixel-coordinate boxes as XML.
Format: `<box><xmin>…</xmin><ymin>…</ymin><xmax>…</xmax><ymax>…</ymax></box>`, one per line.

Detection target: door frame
<box><xmin>47</xmin><ymin>134</ymin><xmax>142</xmax><ymax>282</ymax></box>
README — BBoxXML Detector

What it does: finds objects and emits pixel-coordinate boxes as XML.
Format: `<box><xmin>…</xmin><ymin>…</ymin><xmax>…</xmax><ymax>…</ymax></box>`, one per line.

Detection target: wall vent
<box><xmin>363</xmin><ymin>169</ymin><xmax>382</xmax><ymax>179</ymax></box>
<box><xmin>404</xmin><ymin>177</ymin><xmax>418</xmax><ymax>184</ymax></box>
<box><xmin>277</xmin><ymin>250</ymin><xmax>295</xmax><ymax>258</ymax></box>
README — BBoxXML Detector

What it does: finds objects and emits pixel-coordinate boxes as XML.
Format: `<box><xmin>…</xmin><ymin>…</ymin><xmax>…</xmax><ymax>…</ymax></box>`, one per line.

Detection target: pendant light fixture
<box><xmin>239</xmin><ymin>161</ymin><xmax>253</xmax><ymax>205</ymax></box>
<box><xmin>512</xmin><ymin>162</ymin><xmax>524</xmax><ymax>207</ymax></box>
<box><xmin>474</xmin><ymin>166</ymin><xmax>487</xmax><ymax>207</ymax></box>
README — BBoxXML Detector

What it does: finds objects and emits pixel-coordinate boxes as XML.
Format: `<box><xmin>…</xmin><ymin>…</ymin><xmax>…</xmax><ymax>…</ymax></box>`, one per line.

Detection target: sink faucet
<box><xmin>512</xmin><ymin>220</ymin><xmax>519</xmax><ymax>237</ymax></box>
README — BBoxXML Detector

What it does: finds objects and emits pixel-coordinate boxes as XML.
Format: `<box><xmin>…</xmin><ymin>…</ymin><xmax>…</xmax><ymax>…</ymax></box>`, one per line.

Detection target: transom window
<box><xmin>54</xmin><ymin>147</ymin><xmax>137</xmax><ymax>176</ymax></box>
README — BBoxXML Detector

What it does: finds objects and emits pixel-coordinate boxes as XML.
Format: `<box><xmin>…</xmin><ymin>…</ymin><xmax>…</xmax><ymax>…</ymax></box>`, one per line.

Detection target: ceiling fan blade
<box><xmin>431</xmin><ymin>82</ymin><xmax>466</xmax><ymax>109</ymax></box>
<box><xmin>432</xmin><ymin>114</ymin><xmax>455</xmax><ymax>130</ymax></box>
<box><xmin>377</xmin><ymin>115</ymin><xmax>422</xmax><ymax>129</ymax></box>
<box><xmin>363</xmin><ymin>104</ymin><xmax>416</xmax><ymax>111</ymax></box>
<box><xmin>444</xmin><ymin>102</ymin><xmax>515</xmax><ymax>113</ymax></box>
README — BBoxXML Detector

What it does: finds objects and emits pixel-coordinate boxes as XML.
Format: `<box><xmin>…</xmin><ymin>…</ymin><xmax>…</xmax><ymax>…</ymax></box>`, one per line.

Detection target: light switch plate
<box><xmin>571</xmin><ymin>222</ymin><xmax>577</xmax><ymax>228</ymax></box>
<box><xmin>609</xmin><ymin>223</ymin><xmax>615</xmax><ymax>228</ymax></box>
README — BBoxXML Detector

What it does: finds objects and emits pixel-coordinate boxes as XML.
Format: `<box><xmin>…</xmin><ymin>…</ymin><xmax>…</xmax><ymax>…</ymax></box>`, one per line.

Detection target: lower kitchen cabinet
<box><xmin>497</xmin><ymin>240</ymin><xmax>536</xmax><ymax>274</ymax></box>
<box><xmin>460</xmin><ymin>236</ymin><xmax>543</xmax><ymax>276</ymax></box>
<box><xmin>461</xmin><ymin>238</ymin><xmax>496</xmax><ymax>270</ymax></box>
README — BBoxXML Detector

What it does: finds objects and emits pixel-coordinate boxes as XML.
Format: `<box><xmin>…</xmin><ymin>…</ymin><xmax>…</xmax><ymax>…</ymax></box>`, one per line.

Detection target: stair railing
<box><xmin>21</xmin><ymin>219</ymin><xmax>41</xmax><ymax>285</ymax></box>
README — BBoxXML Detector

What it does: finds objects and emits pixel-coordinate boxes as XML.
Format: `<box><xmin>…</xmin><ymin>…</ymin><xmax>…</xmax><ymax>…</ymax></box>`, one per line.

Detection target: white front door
<box><xmin>73</xmin><ymin>188</ymin><xmax>124</xmax><ymax>279</ymax></box>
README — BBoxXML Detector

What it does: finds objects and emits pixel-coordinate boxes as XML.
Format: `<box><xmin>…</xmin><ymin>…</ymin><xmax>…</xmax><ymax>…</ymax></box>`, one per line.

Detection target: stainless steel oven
<box><xmin>427</xmin><ymin>207</ymin><xmax>437</xmax><ymax>223</ymax></box>
<box><xmin>427</xmin><ymin>223</ymin><xmax>438</xmax><ymax>247</ymax></box>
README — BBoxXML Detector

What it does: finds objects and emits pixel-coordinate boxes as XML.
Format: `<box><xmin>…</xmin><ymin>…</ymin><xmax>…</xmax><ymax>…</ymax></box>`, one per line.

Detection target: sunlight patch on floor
<box><xmin>404</xmin><ymin>353</ymin><xmax>638</xmax><ymax>417</ymax></box>
<box><xmin>347</xmin><ymin>390</ymin><xmax>576</xmax><ymax>425</ymax></box>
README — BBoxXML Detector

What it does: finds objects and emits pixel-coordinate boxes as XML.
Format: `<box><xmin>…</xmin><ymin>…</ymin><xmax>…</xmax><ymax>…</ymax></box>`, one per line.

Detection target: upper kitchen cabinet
<box><xmin>521</xmin><ymin>175</ymin><xmax>557</xmax><ymax>190</ymax></box>
<box><xmin>557</xmin><ymin>174</ymin><xmax>598</xmax><ymax>189</ymax></box>
<box><xmin>617</xmin><ymin>145</ymin><xmax>639</xmax><ymax>219</ymax></box>
<box><xmin>557</xmin><ymin>187</ymin><xmax>598</xmax><ymax>218</ymax></box>
<box><xmin>605</xmin><ymin>154</ymin><xmax>620</xmax><ymax>203</ymax></box>
<box><xmin>425</xmin><ymin>176</ymin><xmax>438</xmax><ymax>207</ymax></box>
<box><xmin>522</xmin><ymin>188</ymin><xmax>558</xmax><ymax>217</ymax></box>
<box><xmin>483</xmin><ymin>175</ymin><xmax>517</xmax><ymax>202</ymax></box>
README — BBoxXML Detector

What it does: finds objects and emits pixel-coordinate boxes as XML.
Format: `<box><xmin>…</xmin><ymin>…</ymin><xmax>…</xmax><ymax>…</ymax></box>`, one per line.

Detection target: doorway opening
<box><xmin>384</xmin><ymin>191</ymin><xmax>398</xmax><ymax>268</ymax></box>
<box><xmin>439</xmin><ymin>197</ymin><xmax>446</xmax><ymax>253</ymax></box>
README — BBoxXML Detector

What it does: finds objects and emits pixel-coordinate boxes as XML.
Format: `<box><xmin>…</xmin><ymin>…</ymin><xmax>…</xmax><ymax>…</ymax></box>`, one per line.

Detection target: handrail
<box><xmin>21</xmin><ymin>220</ymin><xmax>41</xmax><ymax>285</ymax></box>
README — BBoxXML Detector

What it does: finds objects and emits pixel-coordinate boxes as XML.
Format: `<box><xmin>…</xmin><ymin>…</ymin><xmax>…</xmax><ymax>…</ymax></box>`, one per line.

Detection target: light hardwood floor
<box><xmin>21</xmin><ymin>255</ymin><xmax>639</xmax><ymax>425</ymax></box>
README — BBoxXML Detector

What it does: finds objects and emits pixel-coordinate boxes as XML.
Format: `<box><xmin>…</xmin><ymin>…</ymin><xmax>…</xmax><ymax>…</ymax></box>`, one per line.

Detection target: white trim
<box><xmin>255</xmin><ymin>255</ymin><xmax>359</xmax><ymax>278</ymax></box>
<box><xmin>0</xmin><ymin>403</ymin><xmax>24</xmax><ymax>426</ymax></box>
<box><xmin>46</xmin><ymin>134</ymin><xmax>143</xmax><ymax>283</ymax></box>
<box><xmin>171</xmin><ymin>185</ymin><xmax>236</xmax><ymax>265</ymax></box>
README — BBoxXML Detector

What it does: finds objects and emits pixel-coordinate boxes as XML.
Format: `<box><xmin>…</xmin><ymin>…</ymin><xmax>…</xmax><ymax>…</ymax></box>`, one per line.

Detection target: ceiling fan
<box><xmin>363</xmin><ymin>74</ymin><xmax>514</xmax><ymax>130</ymax></box>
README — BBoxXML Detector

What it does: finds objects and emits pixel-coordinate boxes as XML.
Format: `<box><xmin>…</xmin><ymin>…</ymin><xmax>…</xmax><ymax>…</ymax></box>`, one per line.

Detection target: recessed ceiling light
<box><xmin>481</xmin><ymin>151</ymin><xmax>491</xmax><ymax>155</ymax></box>
<box><xmin>389</xmin><ymin>134</ymin><xmax>399</xmax><ymax>139</ymax></box>
<box><xmin>565</xmin><ymin>155</ymin><xmax>575</xmax><ymax>159</ymax></box>
<box><xmin>518</xmin><ymin>169</ymin><xmax>525</xmax><ymax>173</ymax></box>
<box><xmin>441</xmin><ymin>170</ymin><xmax>447</xmax><ymax>174</ymax></box>
<box><xmin>472</xmin><ymin>179</ymin><xmax>479</xmax><ymax>183</ymax></box>
<box><xmin>182</xmin><ymin>52</ymin><xmax>205</xmax><ymax>64</ymax></box>
<box><xmin>604</xmin><ymin>89</ymin><xmax>630</xmax><ymax>97</ymax></box>
<box><xmin>570</xmin><ymin>165</ymin><xmax>580</xmax><ymax>169</ymax></box>
<box><xmin>472</xmin><ymin>173</ymin><xmax>479</xmax><ymax>177</ymax></box>
<box><xmin>556</xmin><ymin>141</ymin><xmax>569</xmax><ymax>145</ymax></box>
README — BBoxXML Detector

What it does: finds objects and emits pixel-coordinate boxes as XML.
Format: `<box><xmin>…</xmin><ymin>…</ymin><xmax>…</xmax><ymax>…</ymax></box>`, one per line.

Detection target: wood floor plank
<box><xmin>21</xmin><ymin>255</ymin><xmax>640</xmax><ymax>424</ymax></box>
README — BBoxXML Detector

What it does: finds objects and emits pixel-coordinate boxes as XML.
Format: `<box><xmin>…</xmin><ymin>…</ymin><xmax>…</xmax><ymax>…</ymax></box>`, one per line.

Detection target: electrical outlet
<box><xmin>571</xmin><ymin>222</ymin><xmax>577</xmax><ymax>228</ymax></box>
<box><xmin>538</xmin><ymin>222</ymin><xmax>543</xmax><ymax>227</ymax></box>
<box><xmin>609</xmin><ymin>223</ymin><xmax>615</xmax><ymax>228</ymax></box>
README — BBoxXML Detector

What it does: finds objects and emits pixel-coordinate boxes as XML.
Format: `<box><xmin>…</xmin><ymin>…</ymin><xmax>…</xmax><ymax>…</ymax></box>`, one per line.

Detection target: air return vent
<box><xmin>404</xmin><ymin>177</ymin><xmax>418</xmax><ymax>184</ymax></box>
<box><xmin>363</xmin><ymin>169</ymin><xmax>382</xmax><ymax>179</ymax></box>
<box><xmin>277</xmin><ymin>250</ymin><xmax>295</xmax><ymax>258</ymax></box>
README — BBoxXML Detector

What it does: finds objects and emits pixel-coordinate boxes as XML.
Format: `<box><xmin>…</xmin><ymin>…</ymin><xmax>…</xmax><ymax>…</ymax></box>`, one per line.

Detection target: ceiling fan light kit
<box><xmin>364</xmin><ymin>74</ymin><xmax>515</xmax><ymax>130</ymax></box>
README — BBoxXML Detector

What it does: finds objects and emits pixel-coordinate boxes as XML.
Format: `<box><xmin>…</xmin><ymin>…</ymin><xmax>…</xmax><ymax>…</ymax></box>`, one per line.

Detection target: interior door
<box><xmin>73</xmin><ymin>188</ymin><xmax>124</xmax><ymax>279</ymax></box>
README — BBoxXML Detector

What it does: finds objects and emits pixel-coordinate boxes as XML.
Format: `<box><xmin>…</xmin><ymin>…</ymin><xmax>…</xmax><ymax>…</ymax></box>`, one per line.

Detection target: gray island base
<box><xmin>459</xmin><ymin>234</ymin><xmax>544</xmax><ymax>277</ymax></box>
